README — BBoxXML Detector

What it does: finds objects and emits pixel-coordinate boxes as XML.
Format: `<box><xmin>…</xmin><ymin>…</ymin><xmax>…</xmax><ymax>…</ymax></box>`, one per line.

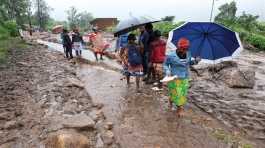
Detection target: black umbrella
<box><xmin>114</xmin><ymin>16</ymin><xmax>160</xmax><ymax>37</ymax></box>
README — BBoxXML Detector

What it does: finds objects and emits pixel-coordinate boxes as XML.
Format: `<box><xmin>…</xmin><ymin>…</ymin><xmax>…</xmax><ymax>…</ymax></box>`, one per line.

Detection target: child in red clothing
<box><xmin>149</xmin><ymin>30</ymin><xmax>166</xmax><ymax>87</ymax></box>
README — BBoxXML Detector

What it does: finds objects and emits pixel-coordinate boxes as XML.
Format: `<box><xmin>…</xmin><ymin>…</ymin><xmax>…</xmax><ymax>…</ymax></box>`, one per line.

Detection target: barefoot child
<box><xmin>120</xmin><ymin>34</ymin><xmax>144</xmax><ymax>91</ymax></box>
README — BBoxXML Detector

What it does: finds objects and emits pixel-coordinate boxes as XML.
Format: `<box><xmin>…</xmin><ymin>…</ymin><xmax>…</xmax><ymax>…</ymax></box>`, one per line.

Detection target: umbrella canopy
<box><xmin>167</xmin><ymin>22</ymin><xmax>243</xmax><ymax>64</ymax></box>
<box><xmin>52</xmin><ymin>25</ymin><xmax>64</xmax><ymax>34</ymax></box>
<box><xmin>114</xmin><ymin>16</ymin><xmax>160</xmax><ymax>37</ymax></box>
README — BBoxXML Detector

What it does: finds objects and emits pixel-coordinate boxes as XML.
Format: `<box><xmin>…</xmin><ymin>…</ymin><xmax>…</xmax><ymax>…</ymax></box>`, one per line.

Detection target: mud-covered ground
<box><xmin>190</xmin><ymin>50</ymin><xmax>265</xmax><ymax>146</ymax></box>
<box><xmin>0</xmin><ymin>39</ymin><xmax>117</xmax><ymax>147</ymax></box>
<box><xmin>1</xmin><ymin>34</ymin><xmax>264</xmax><ymax>148</ymax></box>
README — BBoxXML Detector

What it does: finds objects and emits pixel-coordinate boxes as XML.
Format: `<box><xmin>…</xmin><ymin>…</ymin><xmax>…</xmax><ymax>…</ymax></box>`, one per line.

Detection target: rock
<box><xmin>102</xmin><ymin>130</ymin><xmax>114</xmax><ymax>145</ymax></box>
<box><xmin>63</xmin><ymin>101</ymin><xmax>78</xmax><ymax>115</ymax></box>
<box><xmin>252</xmin><ymin>60</ymin><xmax>262</xmax><ymax>65</ymax></box>
<box><xmin>62</xmin><ymin>114</ymin><xmax>95</xmax><ymax>129</ymax></box>
<box><xmin>45</xmin><ymin>131</ymin><xmax>90</xmax><ymax>148</ymax></box>
<box><xmin>17</xmin><ymin>62</ymin><xmax>29</xmax><ymax>67</ymax></box>
<box><xmin>104</xmin><ymin>122</ymin><xmax>113</xmax><ymax>130</ymax></box>
<box><xmin>96</xmin><ymin>134</ymin><xmax>104</xmax><ymax>148</ymax></box>
<box><xmin>0</xmin><ymin>112</ymin><xmax>9</xmax><ymax>120</ymax></box>
<box><xmin>4</xmin><ymin>120</ymin><xmax>23</xmax><ymax>130</ymax></box>
<box><xmin>224</xmin><ymin>69</ymin><xmax>255</xmax><ymax>88</ymax></box>
<box><xmin>93</xmin><ymin>103</ymin><xmax>104</xmax><ymax>109</ymax></box>
<box><xmin>89</xmin><ymin>110</ymin><xmax>104</xmax><ymax>122</ymax></box>
<box><xmin>208</xmin><ymin>61</ymin><xmax>238</xmax><ymax>73</ymax></box>
<box><xmin>66</xmin><ymin>78</ymin><xmax>84</xmax><ymax>88</ymax></box>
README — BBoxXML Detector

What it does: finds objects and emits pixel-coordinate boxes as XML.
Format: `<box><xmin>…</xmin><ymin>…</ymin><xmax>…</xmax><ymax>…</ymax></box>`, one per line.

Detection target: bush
<box><xmin>246</xmin><ymin>34</ymin><xmax>265</xmax><ymax>50</ymax></box>
<box><xmin>231</xmin><ymin>25</ymin><xmax>249</xmax><ymax>41</ymax></box>
<box><xmin>3</xmin><ymin>20</ymin><xmax>19</xmax><ymax>37</ymax></box>
<box><xmin>154</xmin><ymin>21</ymin><xmax>185</xmax><ymax>37</ymax></box>
<box><xmin>0</xmin><ymin>25</ymin><xmax>9</xmax><ymax>40</ymax></box>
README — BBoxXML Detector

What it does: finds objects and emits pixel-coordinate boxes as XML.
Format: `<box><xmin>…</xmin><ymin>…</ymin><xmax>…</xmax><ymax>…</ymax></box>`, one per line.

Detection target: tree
<box><xmin>34</xmin><ymin>0</ymin><xmax>52</xmax><ymax>30</ymax></box>
<box><xmin>237</xmin><ymin>12</ymin><xmax>259</xmax><ymax>31</ymax></box>
<box><xmin>66</xmin><ymin>6</ymin><xmax>81</xmax><ymax>30</ymax></box>
<box><xmin>162</xmin><ymin>16</ymin><xmax>175</xmax><ymax>22</ymax></box>
<box><xmin>214</xmin><ymin>1</ymin><xmax>237</xmax><ymax>26</ymax></box>
<box><xmin>79</xmin><ymin>11</ymin><xmax>93</xmax><ymax>31</ymax></box>
<box><xmin>0</xmin><ymin>0</ymin><xmax>30</xmax><ymax>26</ymax></box>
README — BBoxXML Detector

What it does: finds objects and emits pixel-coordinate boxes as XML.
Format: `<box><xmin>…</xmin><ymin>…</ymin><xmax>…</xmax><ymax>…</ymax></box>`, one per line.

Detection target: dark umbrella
<box><xmin>168</xmin><ymin>22</ymin><xmax>243</xmax><ymax>64</ymax></box>
<box><xmin>114</xmin><ymin>16</ymin><xmax>160</xmax><ymax>37</ymax></box>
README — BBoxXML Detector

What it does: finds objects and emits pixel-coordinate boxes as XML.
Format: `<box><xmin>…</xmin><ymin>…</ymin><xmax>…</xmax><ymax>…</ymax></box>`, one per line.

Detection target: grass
<box><xmin>0</xmin><ymin>38</ymin><xmax>27</xmax><ymax>64</ymax></box>
<box><xmin>211</xmin><ymin>129</ymin><xmax>253</xmax><ymax>148</ymax></box>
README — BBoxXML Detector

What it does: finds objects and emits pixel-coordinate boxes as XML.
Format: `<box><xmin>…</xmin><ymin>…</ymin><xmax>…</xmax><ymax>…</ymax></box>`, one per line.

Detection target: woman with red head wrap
<box><xmin>163</xmin><ymin>38</ymin><xmax>201</xmax><ymax>117</ymax></box>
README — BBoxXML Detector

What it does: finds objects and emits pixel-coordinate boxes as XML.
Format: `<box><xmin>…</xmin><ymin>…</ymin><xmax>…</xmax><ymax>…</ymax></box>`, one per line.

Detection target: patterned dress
<box><xmin>120</xmin><ymin>45</ymin><xmax>144</xmax><ymax>77</ymax></box>
<box><xmin>167</xmin><ymin>79</ymin><xmax>189</xmax><ymax>106</ymax></box>
<box><xmin>163</xmin><ymin>51</ymin><xmax>196</xmax><ymax>107</ymax></box>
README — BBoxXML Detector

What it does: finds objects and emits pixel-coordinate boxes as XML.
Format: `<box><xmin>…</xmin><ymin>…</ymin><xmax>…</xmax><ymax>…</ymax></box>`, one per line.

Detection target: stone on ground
<box><xmin>66</xmin><ymin>78</ymin><xmax>85</xmax><ymax>88</ymax></box>
<box><xmin>45</xmin><ymin>131</ymin><xmax>90</xmax><ymax>148</ymax></box>
<box><xmin>62</xmin><ymin>114</ymin><xmax>95</xmax><ymax>129</ymax></box>
<box><xmin>224</xmin><ymin>69</ymin><xmax>255</xmax><ymax>88</ymax></box>
<box><xmin>102</xmin><ymin>130</ymin><xmax>114</xmax><ymax>145</ymax></box>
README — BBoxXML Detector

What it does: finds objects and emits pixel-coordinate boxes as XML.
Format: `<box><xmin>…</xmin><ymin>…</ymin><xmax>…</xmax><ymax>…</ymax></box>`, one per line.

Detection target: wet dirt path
<box><xmin>77</xmin><ymin>65</ymin><xmax>227</xmax><ymax>148</ymax></box>
<box><xmin>39</xmin><ymin>40</ymin><xmax>264</xmax><ymax>147</ymax></box>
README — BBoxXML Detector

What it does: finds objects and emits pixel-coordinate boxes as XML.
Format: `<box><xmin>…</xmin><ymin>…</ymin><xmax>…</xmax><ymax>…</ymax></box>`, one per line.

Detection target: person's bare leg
<box><xmin>136</xmin><ymin>76</ymin><xmax>140</xmax><ymax>92</ymax></box>
<box><xmin>168</xmin><ymin>98</ymin><xmax>173</xmax><ymax>109</ymax></box>
<box><xmin>176</xmin><ymin>106</ymin><xmax>184</xmax><ymax>117</ymax></box>
<box><xmin>94</xmin><ymin>53</ymin><xmax>98</xmax><ymax>61</ymax></box>
<box><xmin>126</xmin><ymin>76</ymin><xmax>130</xmax><ymax>85</ymax></box>
<box><xmin>100</xmin><ymin>54</ymin><xmax>104</xmax><ymax>60</ymax></box>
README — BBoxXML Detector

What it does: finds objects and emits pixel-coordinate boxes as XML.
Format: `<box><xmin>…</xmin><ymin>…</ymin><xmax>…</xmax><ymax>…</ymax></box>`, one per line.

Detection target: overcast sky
<box><xmin>45</xmin><ymin>0</ymin><xmax>265</xmax><ymax>21</ymax></box>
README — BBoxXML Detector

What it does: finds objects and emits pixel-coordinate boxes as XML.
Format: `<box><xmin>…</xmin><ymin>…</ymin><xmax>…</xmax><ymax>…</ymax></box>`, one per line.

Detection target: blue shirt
<box><xmin>141</xmin><ymin>30</ymin><xmax>154</xmax><ymax>53</ymax></box>
<box><xmin>163</xmin><ymin>51</ymin><xmax>196</xmax><ymax>79</ymax></box>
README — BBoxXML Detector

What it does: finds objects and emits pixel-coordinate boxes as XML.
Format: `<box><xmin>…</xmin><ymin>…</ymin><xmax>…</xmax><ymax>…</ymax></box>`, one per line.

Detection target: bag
<box><xmin>127</xmin><ymin>44</ymin><xmax>142</xmax><ymax>66</ymax></box>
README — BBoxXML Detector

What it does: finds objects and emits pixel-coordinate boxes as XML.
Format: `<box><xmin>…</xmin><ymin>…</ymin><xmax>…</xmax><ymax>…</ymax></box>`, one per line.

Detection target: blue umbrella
<box><xmin>168</xmin><ymin>22</ymin><xmax>243</xmax><ymax>64</ymax></box>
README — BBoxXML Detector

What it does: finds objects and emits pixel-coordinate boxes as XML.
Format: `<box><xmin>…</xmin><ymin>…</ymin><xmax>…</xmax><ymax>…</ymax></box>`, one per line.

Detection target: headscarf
<box><xmin>177</xmin><ymin>38</ymin><xmax>190</xmax><ymax>52</ymax></box>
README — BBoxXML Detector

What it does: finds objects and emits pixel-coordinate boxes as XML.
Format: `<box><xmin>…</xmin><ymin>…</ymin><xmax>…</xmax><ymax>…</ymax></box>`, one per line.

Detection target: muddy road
<box><xmin>0</xmin><ymin>40</ymin><xmax>118</xmax><ymax>147</ymax></box>
<box><xmin>1</xmin><ymin>37</ymin><xmax>264</xmax><ymax>148</ymax></box>
<box><xmin>77</xmin><ymin>65</ymin><xmax>229</xmax><ymax>148</ymax></box>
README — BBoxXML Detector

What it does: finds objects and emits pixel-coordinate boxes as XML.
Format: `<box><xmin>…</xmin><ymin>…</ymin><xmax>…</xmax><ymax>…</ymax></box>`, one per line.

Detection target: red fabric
<box><xmin>150</xmin><ymin>39</ymin><xmax>166</xmax><ymax>63</ymax></box>
<box><xmin>177</xmin><ymin>38</ymin><xmax>190</xmax><ymax>50</ymax></box>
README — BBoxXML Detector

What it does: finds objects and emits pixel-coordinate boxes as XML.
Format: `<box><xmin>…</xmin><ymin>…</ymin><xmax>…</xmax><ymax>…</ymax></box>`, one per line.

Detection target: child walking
<box><xmin>120</xmin><ymin>34</ymin><xmax>144</xmax><ymax>92</ymax></box>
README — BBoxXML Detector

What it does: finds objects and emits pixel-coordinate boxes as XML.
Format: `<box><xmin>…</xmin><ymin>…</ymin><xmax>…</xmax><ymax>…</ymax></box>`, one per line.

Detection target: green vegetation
<box><xmin>0</xmin><ymin>20</ymin><xmax>18</xmax><ymax>40</ymax></box>
<box><xmin>0</xmin><ymin>38</ymin><xmax>27</xmax><ymax>63</ymax></box>
<box><xmin>154</xmin><ymin>21</ymin><xmax>185</xmax><ymax>37</ymax></box>
<box><xmin>66</xmin><ymin>6</ymin><xmax>94</xmax><ymax>32</ymax></box>
<box><xmin>211</xmin><ymin>129</ymin><xmax>253</xmax><ymax>148</ymax></box>
<box><xmin>214</xmin><ymin>1</ymin><xmax>265</xmax><ymax>51</ymax></box>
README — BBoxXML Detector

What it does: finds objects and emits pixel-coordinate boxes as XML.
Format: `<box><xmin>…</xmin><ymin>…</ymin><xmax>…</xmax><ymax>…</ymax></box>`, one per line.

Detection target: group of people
<box><xmin>60</xmin><ymin>28</ymin><xmax>108</xmax><ymax>61</ymax></box>
<box><xmin>116</xmin><ymin>23</ymin><xmax>201</xmax><ymax>116</ymax></box>
<box><xmin>61</xmin><ymin>28</ymin><xmax>84</xmax><ymax>59</ymax></box>
<box><xmin>61</xmin><ymin>23</ymin><xmax>200</xmax><ymax>116</ymax></box>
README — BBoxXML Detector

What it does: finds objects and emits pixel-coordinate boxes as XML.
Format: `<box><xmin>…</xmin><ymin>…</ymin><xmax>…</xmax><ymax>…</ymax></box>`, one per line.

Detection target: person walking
<box><xmin>60</xmin><ymin>30</ymin><xmax>66</xmax><ymax>57</ymax></box>
<box><xmin>163</xmin><ymin>38</ymin><xmax>201</xmax><ymax>117</ymax></box>
<box><xmin>72</xmin><ymin>28</ymin><xmax>84</xmax><ymax>57</ymax></box>
<box><xmin>62</xmin><ymin>29</ymin><xmax>73</xmax><ymax>60</ymax></box>
<box><xmin>149</xmin><ymin>30</ymin><xmax>166</xmax><ymax>88</ymax></box>
<box><xmin>120</xmin><ymin>34</ymin><xmax>144</xmax><ymax>92</ymax></box>
<box><xmin>90</xmin><ymin>30</ymin><xmax>106</xmax><ymax>61</ymax></box>
<box><xmin>141</xmin><ymin>23</ymin><xmax>154</xmax><ymax>82</ymax></box>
